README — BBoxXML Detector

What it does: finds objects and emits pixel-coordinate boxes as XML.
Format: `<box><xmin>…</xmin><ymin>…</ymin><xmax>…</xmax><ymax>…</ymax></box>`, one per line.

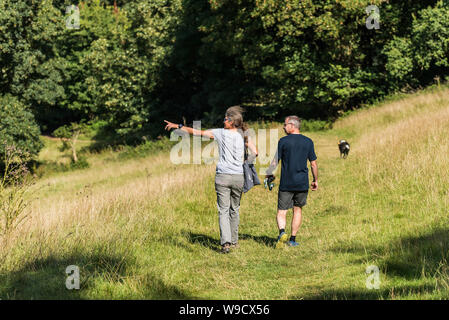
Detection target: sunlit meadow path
<box><xmin>1</xmin><ymin>86</ymin><xmax>449</xmax><ymax>299</ymax></box>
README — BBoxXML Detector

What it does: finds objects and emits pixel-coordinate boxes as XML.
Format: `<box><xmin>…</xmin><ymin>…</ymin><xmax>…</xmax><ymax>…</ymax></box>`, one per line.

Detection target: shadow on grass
<box><xmin>186</xmin><ymin>232</ymin><xmax>221</xmax><ymax>253</ymax></box>
<box><xmin>185</xmin><ymin>232</ymin><xmax>277</xmax><ymax>251</ymax></box>
<box><xmin>331</xmin><ymin>228</ymin><xmax>449</xmax><ymax>280</ymax></box>
<box><xmin>240</xmin><ymin>234</ymin><xmax>277</xmax><ymax>248</ymax></box>
<box><xmin>292</xmin><ymin>283</ymin><xmax>437</xmax><ymax>300</ymax></box>
<box><xmin>314</xmin><ymin>227</ymin><xmax>449</xmax><ymax>299</ymax></box>
<box><xmin>0</xmin><ymin>251</ymin><xmax>192</xmax><ymax>299</ymax></box>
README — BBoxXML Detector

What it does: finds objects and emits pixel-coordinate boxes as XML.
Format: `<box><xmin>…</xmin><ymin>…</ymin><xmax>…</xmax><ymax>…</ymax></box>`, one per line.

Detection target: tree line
<box><xmin>1</xmin><ymin>0</ymin><xmax>449</xmax><ymax>162</ymax></box>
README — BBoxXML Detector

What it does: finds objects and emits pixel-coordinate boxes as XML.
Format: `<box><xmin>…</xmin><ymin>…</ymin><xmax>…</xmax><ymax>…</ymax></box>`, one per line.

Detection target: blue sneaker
<box><xmin>287</xmin><ymin>240</ymin><xmax>299</xmax><ymax>247</ymax></box>
<box><xmin>275</xmin><ymin>232</ymin><xmax>288</xmax><ymax>249</ymax></box>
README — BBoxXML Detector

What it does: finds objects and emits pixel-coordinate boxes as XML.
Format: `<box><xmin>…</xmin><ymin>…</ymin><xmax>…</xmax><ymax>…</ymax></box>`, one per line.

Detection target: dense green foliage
<box><xmin>0</xmin><ymin>0</ymin><xmax>70</xmax><ymax>132</ymax></box>
<box><xmin>1</xmin><ymin>0</ymin><xmax>449</xmax><ymax>143</ymax></box>
<box><xmin>0</xmin><ymin>95</ymin><xmax>43</xmax><ymax>164</ymax></box>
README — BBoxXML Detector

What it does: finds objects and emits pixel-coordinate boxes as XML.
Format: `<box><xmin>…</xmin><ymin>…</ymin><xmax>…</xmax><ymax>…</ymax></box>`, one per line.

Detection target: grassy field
<box><xmin>1</xmin><ymin>86</ymin><xmax>449</xmax><ymax>299</ymax></box>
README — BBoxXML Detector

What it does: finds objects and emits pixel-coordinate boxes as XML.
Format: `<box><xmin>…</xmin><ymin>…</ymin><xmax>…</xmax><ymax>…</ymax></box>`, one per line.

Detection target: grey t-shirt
<box><xmin>211</xmin><ymin>128</ymin><xmax>244</xmax><ymax>175</ymax></box>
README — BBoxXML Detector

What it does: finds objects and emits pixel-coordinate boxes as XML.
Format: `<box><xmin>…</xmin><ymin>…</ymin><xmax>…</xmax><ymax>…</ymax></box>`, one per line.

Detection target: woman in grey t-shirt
<box><xmin>164</xmin><ymin>106</ymin><xmax>257</xmax><ymax>253</ymax></box>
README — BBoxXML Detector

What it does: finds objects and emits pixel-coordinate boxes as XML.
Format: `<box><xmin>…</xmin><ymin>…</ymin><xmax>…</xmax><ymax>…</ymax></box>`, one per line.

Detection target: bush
<box><xmin>0</xmin><ymin>95</ymin><xmax>43</xmax><ymax>167</ymax></box>
<box><xmin>413</xmin><ymin>3</ymin><xmax>449</xmax><ymax>72</ymax></box>
<box><xmin>69</xmin><ymin>156</ymin><xmax>89</xmax><ymax>170</ymax></box>
<box><xmin>301</xmin><ymin>119</ymin><xmax>332</xmax><ymax>132</ymax></box>
<box><xmin>117</xmin><ymin>138</ymin><xmax>176</xmax><ymax>160</ymax></box>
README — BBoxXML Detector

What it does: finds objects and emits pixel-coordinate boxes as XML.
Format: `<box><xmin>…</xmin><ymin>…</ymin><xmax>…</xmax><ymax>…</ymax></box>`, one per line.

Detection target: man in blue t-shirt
<box><xmin>266</xmin><ymin>116</ymin><xmax>318</xmax><ymax>248</ymax></box>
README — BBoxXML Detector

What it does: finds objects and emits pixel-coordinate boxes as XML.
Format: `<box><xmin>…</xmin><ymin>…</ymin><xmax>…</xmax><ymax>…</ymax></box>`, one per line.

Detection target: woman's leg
<box><xmin>229</xmin><ymin>175</ymin><xmax>244</xmax><ymax>245</ymax></box>
<box><xmin>215</xmin><ymin>177</ymin><xmax>232</xmax><ymax>246</ymax></box>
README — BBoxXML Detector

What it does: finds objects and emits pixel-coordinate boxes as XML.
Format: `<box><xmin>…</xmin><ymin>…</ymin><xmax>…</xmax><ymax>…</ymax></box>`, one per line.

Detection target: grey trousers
<box><xmin>215</xmin><ymin>173</ymin><xmax>244</xmax><ymax>246</ymax></box>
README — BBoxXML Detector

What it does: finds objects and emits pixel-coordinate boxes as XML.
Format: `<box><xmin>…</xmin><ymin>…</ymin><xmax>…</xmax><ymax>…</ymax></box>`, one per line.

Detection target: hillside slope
<box><xmin>1</xmin><ymin>86</ymin><xmax>448</xmax><ymax>299</ymax></box>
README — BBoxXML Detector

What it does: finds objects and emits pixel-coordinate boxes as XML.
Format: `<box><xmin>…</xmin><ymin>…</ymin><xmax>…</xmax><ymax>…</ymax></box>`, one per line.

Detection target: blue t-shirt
<box><xmin>211</xmin><ymin>128</ymin><xmax>244</xmax><ymax>175</ymax></box>
<box><xmin>277</xmin><ymin>134</ymin><xmax>317</xmax><ymax>191</ymax></box>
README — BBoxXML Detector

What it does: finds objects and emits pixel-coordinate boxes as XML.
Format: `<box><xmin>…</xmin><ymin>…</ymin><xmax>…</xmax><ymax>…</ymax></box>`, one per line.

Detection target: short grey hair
<box><xmin>286</xmin><ymin>115</ymin><xmax>301</xmax><ymax>129</ymax></box>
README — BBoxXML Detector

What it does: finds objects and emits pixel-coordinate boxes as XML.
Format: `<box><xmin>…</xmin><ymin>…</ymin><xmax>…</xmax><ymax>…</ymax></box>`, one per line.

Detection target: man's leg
<box><xmin>275</xmin><ymin>209</ymin><xmax>289</xmax><ymax>248</ymax></box>
<box><xmin>288</xmin><ymin>191</ymin><xmax>307</xmax><ymax>247</ymax></box>
<box><xmin>276</xmin><ymin>191</ymin><xmax>293</xmax><ymax>248</ymax></box>
<box><xmin>277</xmin><ymin>209</ymin><xmax>288</xmax><ymax>231</ymax></box>
<box><xmin>291</xmin><ymin>206</ymin><xmax>303</xmax><ymax>236</ymax></box>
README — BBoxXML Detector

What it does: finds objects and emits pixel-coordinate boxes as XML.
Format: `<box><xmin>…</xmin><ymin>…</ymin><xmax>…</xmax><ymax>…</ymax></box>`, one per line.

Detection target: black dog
<box><xmin>338</xmin><ymin>140</ymin><xmax>350</xmax><ymax>159</ymax></box>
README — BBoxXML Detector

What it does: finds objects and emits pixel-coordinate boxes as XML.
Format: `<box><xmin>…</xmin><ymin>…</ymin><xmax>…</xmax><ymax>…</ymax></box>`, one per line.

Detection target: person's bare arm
<box><xmin>164</xmin><ymin>120</ymin><xmax>214</xmax><ymax>139</ymax></box>
<box><xmin>265</xmin><ymin>150</ymin><xmax>279</xmax><ymax>177</ymax></box>
<box><xmin>246</xmin><ymin>136</ymin><xmax>258</xmax><ymax>162</ymax></box>
<box><xmin>310</xmin><ymin>160</ymin><xmax>318</xmax><ymax>191</ymax></box>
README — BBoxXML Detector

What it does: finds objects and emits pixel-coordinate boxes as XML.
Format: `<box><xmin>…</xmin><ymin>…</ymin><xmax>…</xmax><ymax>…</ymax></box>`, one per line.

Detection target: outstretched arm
<box><xmin>164</xmin><ymin>120</ymin><xmax>214</xmax><ymax>139</ymax></box>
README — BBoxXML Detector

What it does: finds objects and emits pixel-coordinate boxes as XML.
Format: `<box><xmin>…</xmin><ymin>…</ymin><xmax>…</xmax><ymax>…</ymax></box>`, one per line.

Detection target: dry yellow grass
<box><xmin>334</xmin><ymin>88</ymin><xmax>449</xmax><ymax>135</ymax></box>
<box><xmin>356</xmin><ymin>104</ymin><xmax>449</xmax><ymax>189</ymax></box>
<box><xmin>1</xmin><ymin>152</ymin><xmax>215</xmax><ymax>272</ymax></box>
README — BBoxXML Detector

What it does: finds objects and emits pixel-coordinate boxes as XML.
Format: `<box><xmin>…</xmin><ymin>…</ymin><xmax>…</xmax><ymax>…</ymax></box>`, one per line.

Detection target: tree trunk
<box><xmin>72</xmin><ymin>131</ymin><xmax>80</xmax><ymax>163</ymax></box>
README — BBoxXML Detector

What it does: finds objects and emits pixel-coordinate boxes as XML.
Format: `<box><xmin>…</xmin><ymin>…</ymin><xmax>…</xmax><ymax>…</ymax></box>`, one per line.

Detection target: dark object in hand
<box><xmin>264</xmin><ymin>176</ymin><xmax>276</xmax><ymax>191</ymax></box>
<box><xmin>338</xmin><ymin>140</ymin><xmax>350</xmax><ymax>159</ymax></box>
